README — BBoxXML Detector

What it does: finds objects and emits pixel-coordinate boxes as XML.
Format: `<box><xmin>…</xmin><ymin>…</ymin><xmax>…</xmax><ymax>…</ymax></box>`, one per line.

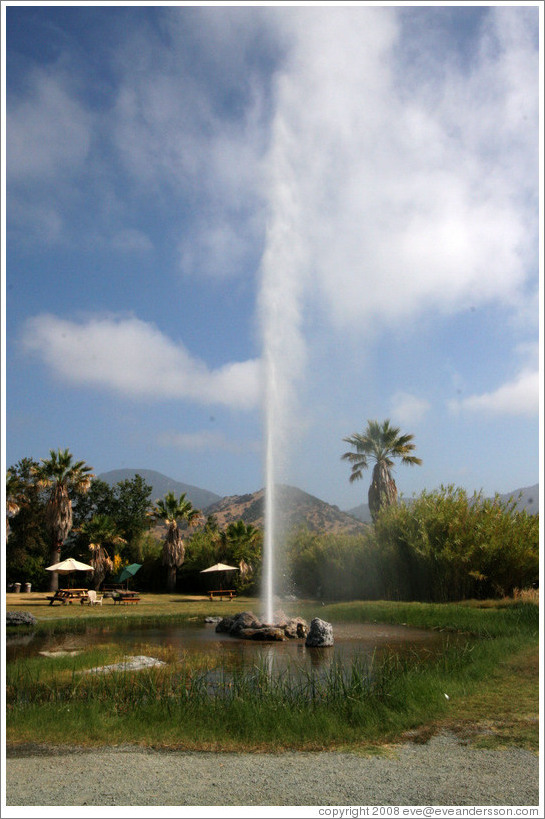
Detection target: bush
<box><xmin>373</xmin><ymin>486</ymin><xmax>539</xmax><ymax>601</ymax></box>
<box><xmin>286</xmin><ymin>487</ymin><xmax>539</xmax><ymax>603</ymax></box>
<box><xmin>287</xmin><ymin>527</ymin><xmax>386</xmax><ymax>601</ymax></box>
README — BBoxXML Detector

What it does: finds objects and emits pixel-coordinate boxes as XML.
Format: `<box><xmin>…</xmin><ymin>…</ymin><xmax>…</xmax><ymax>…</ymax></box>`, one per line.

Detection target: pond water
<box><xmin>6</xmin><ymin>620</ymin><xmax>456</xmax><ymax>678</ymax></box>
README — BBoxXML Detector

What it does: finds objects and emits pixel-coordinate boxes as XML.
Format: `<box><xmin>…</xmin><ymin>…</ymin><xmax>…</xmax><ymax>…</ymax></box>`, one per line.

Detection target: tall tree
<box><xmin>6</xmin><ymin>468</ymin><xmax>25</xmax><ymax>539</ymax></box>
<box><xmin>342</xmin><ymin>419</ymin><xmax>422</xmax><ymax>523</ymax></box>
<box><xmin>71</xmin><ymin>474</ymin><xmax>153</xmax><ymax>562</ymax></box>
<box><xmin>149</xmin><ymin>492</ymin><xmax>202</xmax><ymax>592</ymax></box>
<box><xmin>113</xmin><ymin>474</ymin><xmax>153</xmax><ymax>546</ymax></box>
<box><xmin>78</xmin><ymin>514</ymin><xmax>126</xmax><ymax>590</ymax></box>
<box><xmin>6</xmin><ymin>458</ymin><xmax>49</xmax><ymax>589</ymax></box>
<box><xmin>33</xmin><ymin>449</ymin><xmax>94</xmax><ymax>591</ymax></box>
<box><xmin>219</xmin><ymin>520</ymin><xmax>263</xmax><ymax>591</ymax></box>
<box><xmin>71</xmin><ymin>478</ymin><xmax>117</xmax><ymax>529</ymax></box>
<box><xmin>219</xmin><ymin>520</ymin><xmax>262</xmax><ymax>566</ymax></box>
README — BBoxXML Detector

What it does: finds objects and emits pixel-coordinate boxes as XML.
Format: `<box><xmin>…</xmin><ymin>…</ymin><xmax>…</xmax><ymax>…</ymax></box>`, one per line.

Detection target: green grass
<box><xmin>5</xmin><ymin>595</ymin><xmax>539</xmax><ymax>752</ymax></box>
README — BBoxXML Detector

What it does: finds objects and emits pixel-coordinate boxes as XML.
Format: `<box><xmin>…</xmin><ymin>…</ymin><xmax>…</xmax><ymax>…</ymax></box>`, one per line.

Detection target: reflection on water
<box><xmin>6</xmin><ymin>620</ymin><xmax>453</xmax><ymax>679</ymax></box>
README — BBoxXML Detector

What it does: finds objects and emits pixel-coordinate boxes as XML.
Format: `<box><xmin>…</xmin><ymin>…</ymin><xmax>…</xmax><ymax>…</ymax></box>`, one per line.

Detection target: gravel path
<box><xmin>6</xmin><ymin>733</ymin><xmax>539</xmax><ymax>808</ymax></box>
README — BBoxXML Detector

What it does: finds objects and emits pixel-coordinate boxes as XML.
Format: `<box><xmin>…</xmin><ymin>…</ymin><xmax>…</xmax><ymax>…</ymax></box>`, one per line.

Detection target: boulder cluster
<box><xmin>216</xmin><ymin>610</ymin><xmax>308</xmax><ymax>641</ymax></box>
<box><xmin>6</xmin><ymin>611</ymin><xmax>37</xmax><ymax>627</ymax></box>
<box><xmin>215</xmin><ymin>610</ymin><xmax>334</xmax><ymax>646</ymax></box>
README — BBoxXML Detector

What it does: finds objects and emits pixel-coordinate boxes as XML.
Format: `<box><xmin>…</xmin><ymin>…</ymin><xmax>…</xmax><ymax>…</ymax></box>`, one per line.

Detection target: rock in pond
<box><xmin>215</xmin><ymin>616</ymin><xmax>235</xmax><ymax>633</ymax></box>
<box><xmin>229</xmin><ymin>611</ymin><xmax>263</xmax><ymax>635</ymax></box>
<box><xmin>284</xmin><ymin>617</ymin><xmax>309</xmax><ymax>639</ymax></box>
<box><xmin>6</xmin><ymin>611</ymin><xmax>37</xmax><ymax>627</ymax></box>
<box><xmin>215</xmin><ymin>611</ymin><xmax>309</xmax><ymax>641</ymax></box>
<box><xmin>238</xmin><ymin>627</ymin><xmax>287</xmax><ymax>641</ymax></box>
<box><xmin>305</xmin><ymin>617</ymin><xmax>334</xmax><ymax>647</ymax></box>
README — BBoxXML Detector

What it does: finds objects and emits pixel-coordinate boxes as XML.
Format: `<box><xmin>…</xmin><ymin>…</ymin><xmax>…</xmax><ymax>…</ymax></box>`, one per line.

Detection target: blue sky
<box><xmin>3</xmin><ymin>2</ymin><xmax>541</xmax><ymax>511</ymax></box>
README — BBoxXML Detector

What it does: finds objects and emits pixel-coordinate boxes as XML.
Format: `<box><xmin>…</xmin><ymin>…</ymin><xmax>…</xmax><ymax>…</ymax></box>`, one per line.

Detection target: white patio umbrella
<box><xmin>46</xmin><ymin>558</ymin><xmax>94</xmax><ymax>587</ymax></box>
<box><xmin>46</xmin><ymin>558</ymin><xmax>94</xmax><ymax>573</ymax></box>
<box><xmin>200</xmin><ymin>563</ymin><xmax>239</xmax><ymax>573</ymax></box>
<box><xmin>200</xmin><ymin>562</ymin><xmax>239</xmax><ymax>592</ymax></box>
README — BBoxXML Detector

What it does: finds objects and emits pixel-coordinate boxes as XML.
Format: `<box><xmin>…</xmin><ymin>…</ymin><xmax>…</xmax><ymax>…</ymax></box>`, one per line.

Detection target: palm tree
<box><xmin>220</xmin><ymin>520</ymin><xmax>262</xmax><ymax>564</ymax></box>
<box><xmin>79</xmin><ymin>514</ymin><xmax>125</xmax><ymax>590</ymax></box>
<box><xmin>32</xmin><ymin>449</ymin><xmax>94</xmax><ymax>591</ymax></box>
<box><xmin>149</xmin><ymin>492</ymin><xmax>202</xmax><ymax>592</ymax></box>
<box><xmin>219</xmin><ymin>520</ymin><xmax>262</xmax><ymax>586</ymax></box>
<box><xmin>6</xmin><ymin>468</ymin><xmax>25</xmax><ymax>539</ymax></box>
<box><xmin>342</xmin><ymin>419</ymin><xmax>422</xmax><ymax>523</ymax></box>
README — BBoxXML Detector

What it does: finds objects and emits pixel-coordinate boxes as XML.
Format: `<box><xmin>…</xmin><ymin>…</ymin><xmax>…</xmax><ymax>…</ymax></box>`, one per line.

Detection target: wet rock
<box><xmin>238</xmin><ymin>627</ymin><xmax>287</xmax><ymax>642</ymax></box>
<box><xmin>284</xmin><ymin>617</ymin><xmax>309</xmax><ymax>639</ymax></box>
<box><xmin>215</xmin><ymin>616</ymin><xmax>235</xmax><ymax>633</ymax></box>
<box><xmin>228</xmin><ymin>611</ymin><xmax>263</xmax><ymax>635</ymax></box>
<box><xmin>204</xmin><ymin>616</ymin><xmax>222</xmax><ymax>624</ymax></box>
<box><xmin>305</xmin><ymin>617</ymin><xmax>334</xmax><ymax>647</ymax></box>
<box><xmin>217</xmin><ymin>610</ymin><xmax>309</xmax><ymax>641</ymax></box>
<box><xmin>85</xmin><ymin>655</ymin><xmax>166</xmax><ymax>674</ymax></box>
<box><xmin>6</xmin><ymin>611</ymin><xmax>37</xmax><ymax>627</ymax></box>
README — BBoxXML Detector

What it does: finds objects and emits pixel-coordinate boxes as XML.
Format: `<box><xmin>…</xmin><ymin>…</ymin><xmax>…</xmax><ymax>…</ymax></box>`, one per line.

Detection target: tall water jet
<box><xmin>259</xmin><ymin>115</ymin><xmax>308</xmax><ymax>625</ymax></box>
<box><xmin>263</xmin><ymin>361</ymin><xmax>276</xmax><ymax>625</ymax></box>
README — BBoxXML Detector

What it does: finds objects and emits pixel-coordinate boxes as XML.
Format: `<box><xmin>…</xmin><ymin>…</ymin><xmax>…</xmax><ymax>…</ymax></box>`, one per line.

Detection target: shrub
<box><xmin>287</xmin><ymin>527</ymin><xmax>386</xmax><ymax>601</ymax></box>
<box><xmin>374</xmin><ymin>486</ymin><xmax>539</xmax><ymax>601</ymax></box>
<box><xmin>286</xmin><ymin>487</ymin><xmax>539</xmax><ymax>603</ymax></box>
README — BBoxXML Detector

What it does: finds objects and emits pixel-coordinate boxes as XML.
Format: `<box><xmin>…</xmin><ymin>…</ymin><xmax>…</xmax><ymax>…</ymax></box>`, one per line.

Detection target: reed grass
<box><xmin>6</xmin><ymin>597</ymin><xmax>539</xmax><ymax>751</ymax></box>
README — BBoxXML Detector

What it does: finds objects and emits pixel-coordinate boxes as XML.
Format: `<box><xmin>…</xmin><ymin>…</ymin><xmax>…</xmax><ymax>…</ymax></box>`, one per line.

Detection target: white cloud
<box><xmin>21</xmin><ymin>314</ymin><xmax>261</xmax><ymax>411</ymax></box>
<box><xmin>157</xmin><ymin>429</ymin><xmax>260</xmax><ymax>455</ymax></box>
<box><xmin>264</xmin><ymin>6</ymin><xmax>538</xmax><ymax>331</ymax></box>
<box><xmin>7</xmin><ymin>69</ymin><xmax>92</xmax><ymax>181</ymax></box>
<box><xmin>390</xmin><ymin>392</ymin><xmax>431</xmax><ymax>426</ymax></box>
<box><xmin>449</xmin><ymin>368</ymin><xmax>539</xmax><ymax>417</ymax></box>
<box><xmin>109</xmin><ymin>11</ymin><xmax>271</xmax><ymax>279</ymax></box>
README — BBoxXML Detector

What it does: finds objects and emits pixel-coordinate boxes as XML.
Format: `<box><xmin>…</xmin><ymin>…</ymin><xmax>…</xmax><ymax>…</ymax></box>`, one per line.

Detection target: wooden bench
<box><xmin>208</xmin><ymin>589</ymin><xmax>237</xmax><ymax>601</ymax></box>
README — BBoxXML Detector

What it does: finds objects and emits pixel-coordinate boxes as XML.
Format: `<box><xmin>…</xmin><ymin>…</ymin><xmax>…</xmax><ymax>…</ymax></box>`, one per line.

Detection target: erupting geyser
<box><xmin>258</xmin><ymin>124</ymin><xmax>309</xmax><ymax>625</ymax></box>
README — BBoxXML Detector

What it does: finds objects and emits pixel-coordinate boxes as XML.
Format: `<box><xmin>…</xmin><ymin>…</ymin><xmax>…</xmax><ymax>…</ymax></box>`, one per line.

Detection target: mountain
<box><xmin>204</xmin><ymin>484</ymin><xmax>368</xmax><ymax>535</ymax></box>
<box><xmin>97</xmin><ymin>469</ymin><xmax>539</xmax><ymax>527</ymax></box>
<box><xmin>496</xmin><ymin>484</ymin><xmax>539</xmax><ymax>516</ymax></box>
<box><xmin>98</xmin><ymin>469</ymin><xmax>222</xmax><ymax>511</ymax></box>
<box><xmin>346</xmin><ymin>483</ymin><xmax>539</xmax><ymax>521</ymax></box>
<box><xmin>345</xmin><ymin>501</ymin><xmax>372</xmax><ymax>523</ymax></box>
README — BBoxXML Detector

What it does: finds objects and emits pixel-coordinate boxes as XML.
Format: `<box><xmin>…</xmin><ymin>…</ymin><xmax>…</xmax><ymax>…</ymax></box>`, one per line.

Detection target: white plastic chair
<box><xmin>87</xmin><ymin>590</ymin><xmax>103</xmax><ymax>606</ymax></box>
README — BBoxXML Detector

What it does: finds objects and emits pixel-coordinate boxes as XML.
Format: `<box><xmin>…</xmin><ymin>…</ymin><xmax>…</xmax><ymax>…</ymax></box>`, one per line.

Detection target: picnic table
<box><xmin>112</xmin><ymin>590</ymin><xmax>141</xmax><ymax>605</ymax></box>
<box><xmin>208</xmin><ymin>589</ymin><xmax>237</xmax><ymax>601</ymax></box>
<box><xmin>47</xmin><ymin>588</ymin><xmax>89</xmax><ymax>606</ymax></box>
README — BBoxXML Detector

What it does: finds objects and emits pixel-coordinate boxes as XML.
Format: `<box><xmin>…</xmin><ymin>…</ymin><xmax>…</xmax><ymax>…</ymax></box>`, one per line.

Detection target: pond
<box><xmin>6</xmin><ymin>619</ymin><xmax>457</xmax><ymax>679</ymax></box>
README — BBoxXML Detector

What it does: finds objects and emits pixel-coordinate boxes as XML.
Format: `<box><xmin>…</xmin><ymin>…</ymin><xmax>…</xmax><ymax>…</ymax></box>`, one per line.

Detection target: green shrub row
<box><xmin>287</xmin><ymin>486</ymin><xmax>539</xmax><ymax>602</ymax></box>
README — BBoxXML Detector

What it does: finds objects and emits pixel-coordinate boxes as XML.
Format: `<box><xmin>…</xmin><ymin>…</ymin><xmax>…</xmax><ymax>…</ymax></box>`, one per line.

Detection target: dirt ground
<box><xmin>5</xmin><ymin>732</ymin><xmax>540</xmax><ymax>810</ymax></box>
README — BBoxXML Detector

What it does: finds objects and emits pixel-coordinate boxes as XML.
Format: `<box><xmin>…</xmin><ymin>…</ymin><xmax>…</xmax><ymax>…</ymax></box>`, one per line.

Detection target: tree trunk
<box><xmin>368</xmin><ymin>461</ymin><xmax>397</xmax><ymax>523</ymax></box>
<box><xmin>166</xmin><ymin>564</ymin><xmax>177</xmax><ymax>593</ymax></box>
<box><xmin>46</xmin><ymin>485</ymin><xmax>72</xmax><ymax>592</ymax></box>
<box><xmin>91</xmin><ymin>546</ymin><xmax>113</xmax><ymax>591</ymax></box>
<box><xmin>48</xmin><ymin>543</ymin><xmax>62</xmax><ymax>592</ymax></box>
<box><xmin>163</xmin><ymin>524</ymin><xmax>184</xmax><ymax>593</ymax></box>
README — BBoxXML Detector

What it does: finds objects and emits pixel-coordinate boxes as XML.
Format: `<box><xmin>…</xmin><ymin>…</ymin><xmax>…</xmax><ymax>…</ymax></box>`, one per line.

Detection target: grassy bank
<box><xmin>5</xmin><ymin>595</ymin><xmax>539</xmax><ymax>752</ymax></box>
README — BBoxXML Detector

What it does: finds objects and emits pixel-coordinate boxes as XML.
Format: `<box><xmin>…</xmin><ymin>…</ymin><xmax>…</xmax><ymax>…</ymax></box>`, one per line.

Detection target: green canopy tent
<box><xmin>118</xmin><ymin>563</ymin><xmax>142</xmax><ymax>590</ymax></box>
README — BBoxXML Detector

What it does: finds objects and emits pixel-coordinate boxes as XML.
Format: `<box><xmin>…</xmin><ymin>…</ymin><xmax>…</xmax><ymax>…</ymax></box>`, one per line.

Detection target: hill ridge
<box><xmin>204</xmin><ymin>483</ymin><xmax>367</xmax><ymax>534</ymax></box>
<box><xmin>98</xmin><ymin>468</ymin><xmax>222</xmax><ymax>511</ymax></box>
